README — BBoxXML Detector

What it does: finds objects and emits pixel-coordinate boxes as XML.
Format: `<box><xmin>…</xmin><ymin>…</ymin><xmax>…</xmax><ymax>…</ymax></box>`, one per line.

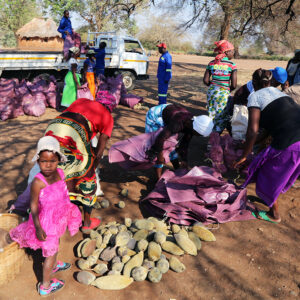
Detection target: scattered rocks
<box><xmin>75</xmin><ymin>217</ymin><xmax>215</xmax><ymax>290</ymax></box>
<box><xmin>100</xmin><ymin>199</ymin><xmax>110</xmax><ymax>208</ymax></box>
<box><xmin>169</xmin><ymin>256</ymin><xmax>186</xmax><ymax>273</ymax></box>
<box><xmin>148</xmin><ymin>267</ymin><xmax>162</xmax><ymax>283</ymax></box>
<box><xmin>117</xmin><ymin>201</ymin><xmax>126</xmax><ymax>209</ymax></box>
<box><xmin>77</xmin><ymin>271</ymin><xmax>96</xmax><ymax>285</ymax></box>
<box><xmin>91</xmin><ymin>275</ymin><xmax>133</xmax><ymax>290</ymax></box>
<box><xmin>132</xmin><ymin>266</ymin><xmax>148</xmax><ymax>281</ymax></box>
<box><xmin>120</xmin><ymin>189</ymin><xmax>128</xmax><ymax>197</ymax></box>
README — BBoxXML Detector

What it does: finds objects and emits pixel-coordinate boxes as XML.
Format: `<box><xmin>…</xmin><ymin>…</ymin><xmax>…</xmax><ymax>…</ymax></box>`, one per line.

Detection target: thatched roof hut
<box><xmin>16</xmin><ymin>18</ymin><xmax>63</xmax><ymax>51</ymax></box>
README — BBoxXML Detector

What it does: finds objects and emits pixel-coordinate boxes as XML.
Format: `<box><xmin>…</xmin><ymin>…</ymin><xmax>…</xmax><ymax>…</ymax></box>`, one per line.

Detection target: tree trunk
<box><xmin>220</xmin><ymin>11</ymin><xmax>232</xmax><ymax>40</ymax></box>
<box><xmin>234</xmin><ymin>44</ymin><xmax>240</xmax><ymax>58</ymax></box>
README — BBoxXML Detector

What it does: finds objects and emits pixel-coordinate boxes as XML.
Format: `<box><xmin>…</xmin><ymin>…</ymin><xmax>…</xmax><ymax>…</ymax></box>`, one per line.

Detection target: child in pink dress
<box><xmin>9</xmin><ymin>136</ymin><xmax>82</xmax><ymax>296</ymax></box>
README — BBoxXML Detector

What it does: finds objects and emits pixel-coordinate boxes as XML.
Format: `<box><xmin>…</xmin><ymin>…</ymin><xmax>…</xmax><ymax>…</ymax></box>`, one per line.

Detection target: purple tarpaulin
<box><xmin>140</xmin><ymin>166</ymin><xmax>256</xmax><ymax>225</ymax></box>
<box><xmin>109</xmin><ymin>129</ymin><xmax>178</xmax><ymax>170</ymax></box>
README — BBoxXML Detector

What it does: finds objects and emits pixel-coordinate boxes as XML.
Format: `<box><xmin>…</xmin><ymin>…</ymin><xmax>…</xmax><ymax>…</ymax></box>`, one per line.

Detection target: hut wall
<box><xmin>17</xmin><ymin>37</ymin><xmax>63</xmax><ymax>51</ymax></box>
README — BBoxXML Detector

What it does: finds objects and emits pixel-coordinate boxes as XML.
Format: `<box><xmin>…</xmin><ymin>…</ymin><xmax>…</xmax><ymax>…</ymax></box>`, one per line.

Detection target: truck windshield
<box><xmin>124</xmin><ymin>40</ymin><xmax>143</xmax><ymax>54</ymax></box>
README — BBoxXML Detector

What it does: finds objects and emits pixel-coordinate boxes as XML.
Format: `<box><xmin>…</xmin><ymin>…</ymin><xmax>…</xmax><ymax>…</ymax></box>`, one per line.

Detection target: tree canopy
<box><xmin>42</xmin><ymin>0</ymin><xmax>149</xmax><ymax>33</ymax></box>
<box><xmin>0</xmin><ymin>0</ymin><xmax>40</xmax><ymax>46</ymax></box>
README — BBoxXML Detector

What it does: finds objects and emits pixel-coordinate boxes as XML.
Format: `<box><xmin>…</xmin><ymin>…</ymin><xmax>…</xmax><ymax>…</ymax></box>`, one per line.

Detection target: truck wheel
<box><xmin>121</xmin><ymin>71</ymin><xmax>136</xmax><ymax>91</ymax></box>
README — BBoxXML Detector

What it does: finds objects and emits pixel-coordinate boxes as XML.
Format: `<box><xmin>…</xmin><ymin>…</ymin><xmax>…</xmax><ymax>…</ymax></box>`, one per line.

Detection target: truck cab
<box><xmin>87</xmin><ymin>31</ymin><xmax>149</xmax><ymax>90</ymax></box>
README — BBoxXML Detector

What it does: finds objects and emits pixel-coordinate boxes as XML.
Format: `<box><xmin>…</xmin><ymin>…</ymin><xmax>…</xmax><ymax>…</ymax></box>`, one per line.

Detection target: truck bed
<box><xmin>0</xmin><ymin>49</ymin><xmax>62</xmax><ymax>54</ymax></box>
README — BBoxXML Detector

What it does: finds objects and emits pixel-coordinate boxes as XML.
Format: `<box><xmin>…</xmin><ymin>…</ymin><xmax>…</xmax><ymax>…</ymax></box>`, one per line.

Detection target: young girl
<box><xmin>203</xmin><ymin>40</ymin><xmax>237</xmax><ymax>133</ymax></box>
<box><xmin>9</xmin><ymin>136</ymin><xmax>82</xmax><ymax>296</ymax></box>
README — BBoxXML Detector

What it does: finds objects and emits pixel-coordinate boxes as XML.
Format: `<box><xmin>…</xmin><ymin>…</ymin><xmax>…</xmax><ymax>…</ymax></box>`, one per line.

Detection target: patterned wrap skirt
<box><xmin>207</xmin><ymin>84</ymin><xmax>230</xmax><ymax>133</ymax></box>
<box><xmin>45</xmin><ymin>111</ymin><xmax>97</xmax><ymax>207</ymax></box>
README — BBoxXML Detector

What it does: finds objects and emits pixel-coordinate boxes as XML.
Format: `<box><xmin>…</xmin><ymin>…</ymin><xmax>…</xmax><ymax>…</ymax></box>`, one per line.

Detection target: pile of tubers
<box><xmin>75</xmin><ymin>217</ymin><xmax>216</xmax><ymax>290</ymax></box>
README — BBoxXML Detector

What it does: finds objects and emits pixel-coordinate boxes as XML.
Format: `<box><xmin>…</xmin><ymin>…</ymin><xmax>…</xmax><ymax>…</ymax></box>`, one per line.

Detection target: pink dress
<box><xmin>10</xmin><ymin>168</ymin><xmax>82</xmax><ymax>257</ymax></box>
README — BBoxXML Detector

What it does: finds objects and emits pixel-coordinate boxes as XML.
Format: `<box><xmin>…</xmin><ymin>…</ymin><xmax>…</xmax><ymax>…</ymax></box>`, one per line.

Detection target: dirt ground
<box><xmin>0</xmin><ymin>55</ymin><xmax>299</xmax><ymax>300</ymax></box>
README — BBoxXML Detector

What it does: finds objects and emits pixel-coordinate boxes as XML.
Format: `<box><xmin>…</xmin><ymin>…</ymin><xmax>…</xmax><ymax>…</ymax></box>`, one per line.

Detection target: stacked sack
<box><xmin>96</xmin><ymin>74</ymin><xmax>143</xmax><ymax>109</ymax></box>
<box><xmin>0</xmin><ymin>75</ymin><xmax>58</xmax><ymax>121</ymax></box>
<box><xmin>208</xmin><ymin>132</ymin><xmax>245</xmax><ymax>173</ymax></box>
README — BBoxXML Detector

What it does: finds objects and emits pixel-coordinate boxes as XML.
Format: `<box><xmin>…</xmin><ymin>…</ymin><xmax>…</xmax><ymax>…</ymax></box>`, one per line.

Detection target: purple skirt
<box><xmin>242</xmin><ymin>141</ymin><xmax>300</xmax><ymax>207</ymax></box>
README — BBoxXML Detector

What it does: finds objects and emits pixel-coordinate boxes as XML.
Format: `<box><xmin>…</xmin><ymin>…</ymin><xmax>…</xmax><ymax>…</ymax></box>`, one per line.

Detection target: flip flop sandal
<box><xmin>81</xmin><ymin>217</ymin><xmax>101</xmax><ymax>233</ymax></box>
<box><xmin>52</xmin><ymin>261</ymin><xmax>71</xmax><ymax>274</ymax></box>
<box><xmin>252</xmin><ymin>211</ymin><xmax>280</xmax><ymax>224</ymax></box>
<box><xmin>38</xmin><ymin>278</ymin><xmax>65</xmax><ymax>297</ymax></box>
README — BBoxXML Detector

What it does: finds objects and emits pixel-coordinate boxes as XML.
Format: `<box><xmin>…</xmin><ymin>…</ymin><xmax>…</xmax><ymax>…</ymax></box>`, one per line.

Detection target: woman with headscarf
<box><xmin>12</xmin><ymin>98</ymin><xmax>114</xmax><ymax>231</ymax></box>
<box><xmin>109</xmin><ymin>103</ymin><xmax>213</xmax><ymax>180</ymax></box>
<box><xmin>203</xmin><ymin>40</ymin><xmax>237</xmax><ymax>133</ymax></box>
<box><xmin>61</xmin><ymin>47</ymin><xmax>82</xmax><ymax>107</ymax></box>
<box><xmin>83</xmin><ymin>50</ymin><xmax>97</xmax><ymax>99</ymax></box>
<box><xmin>45</xmin><ymin>98</ymin><xmax>113</xmax><ymax>231</ymax></box>
<box><xmin>234</xmin><ymin>69</ymin><xmax>300</xmax><ymax>223</ymax></box>
<box><xmin>145</xmin><ymin>104</ymin><xmax>214</xmax><ymax>179</ymax></box>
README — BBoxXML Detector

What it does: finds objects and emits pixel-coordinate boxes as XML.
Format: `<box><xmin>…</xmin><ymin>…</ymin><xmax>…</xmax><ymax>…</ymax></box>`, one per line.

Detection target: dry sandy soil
<box><xmin>0</xmin><ymin>55</ymin><xmax>299</xmax><ymax>300</ymax></box>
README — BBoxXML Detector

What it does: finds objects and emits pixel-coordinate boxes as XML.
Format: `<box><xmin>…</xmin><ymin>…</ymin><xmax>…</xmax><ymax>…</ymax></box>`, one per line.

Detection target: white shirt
<box><xmin>247</xmin><ymin>87</ymin><xmax>287</xmax><ymax>111</ymax></box>
<box><xmin>69</xmin><ymin>58</ymin><xmax>81</xmax><ymax>73</ymax></box>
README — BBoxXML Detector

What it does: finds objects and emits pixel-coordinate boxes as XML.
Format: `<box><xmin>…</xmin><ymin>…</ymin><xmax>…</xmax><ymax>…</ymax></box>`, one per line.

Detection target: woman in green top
<box><xmin>61</xmin><ymin>47</ymin><xmax>82</xmax><ymax>107</ymax></box>
<box><xmin>203</xmin><ymin>40</ymin><xmax>237</xmax><ymax>133</ymax></box>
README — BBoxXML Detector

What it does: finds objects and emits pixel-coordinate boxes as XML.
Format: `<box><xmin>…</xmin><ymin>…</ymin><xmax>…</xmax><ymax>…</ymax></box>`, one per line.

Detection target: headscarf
<box><xmin>69</xmin><ymin>46</ymin><xmax>80</xmax><ymax>55</ymax></box>
<box><xmin>192</xmin><ymin>115</ymin><xmax>214</xmax><ymax>137</ymax></box>
<box><xmin>32</xmin><ymin>136</ymin><xmax>67</xmax><ymax>163</ymax></box>
<box><xmin>214</xmin><ymin>40</ymin><xmax>234</xmax><ymax>63</ymax></box>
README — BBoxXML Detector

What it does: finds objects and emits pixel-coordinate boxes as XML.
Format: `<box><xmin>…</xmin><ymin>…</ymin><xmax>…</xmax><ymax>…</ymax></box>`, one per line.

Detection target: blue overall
<box><xmin>57</xmin><ymin>17</ymin><xmax>72</xmax><ymax>40</ymax></box>
<box><xmin>94</xmin><ymin>48</ymin><xmax>106</xmax><ymax>76</ymax></box>
<box><xmin>157</xmin><ymin>51</ymin><xmax>172</xmax><ymax>104</ymax></box>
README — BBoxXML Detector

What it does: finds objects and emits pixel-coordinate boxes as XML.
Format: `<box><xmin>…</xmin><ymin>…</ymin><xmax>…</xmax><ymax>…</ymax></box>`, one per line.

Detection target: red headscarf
<box><xmin>214</xmin><ymin>40</ymin><xmax>234</xmax><ymax>63</ymax></box>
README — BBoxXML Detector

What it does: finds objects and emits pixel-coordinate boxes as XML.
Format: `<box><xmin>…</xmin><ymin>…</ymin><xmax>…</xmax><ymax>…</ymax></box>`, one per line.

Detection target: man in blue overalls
<box><xmin>94</xmin><ymin>42</ymin><xmax>107</xmax><ymax>77</ymax></box>
<box><xmin>156</xmin><ymin>43</ymin><xmax>172</xmax><ymax>104</ymax></box>
<box><xmin>57</xmin><ymin>10</ymin><xmax>73</xmax><ymax>40</ymax></box>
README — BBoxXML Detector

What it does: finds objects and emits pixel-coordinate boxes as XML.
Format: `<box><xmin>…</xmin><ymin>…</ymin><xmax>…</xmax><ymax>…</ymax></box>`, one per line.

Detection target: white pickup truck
<box><xmin>0</xmin><ymin>32</ymin><xmax>149</xmax><ymax>90</ymax></box>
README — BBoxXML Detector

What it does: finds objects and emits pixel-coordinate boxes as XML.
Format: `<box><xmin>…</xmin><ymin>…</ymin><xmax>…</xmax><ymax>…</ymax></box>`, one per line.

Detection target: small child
<box><xmin>9</xmin><ymin>136</ymin><xmax>82</xmax><ymax>296</ymax></box>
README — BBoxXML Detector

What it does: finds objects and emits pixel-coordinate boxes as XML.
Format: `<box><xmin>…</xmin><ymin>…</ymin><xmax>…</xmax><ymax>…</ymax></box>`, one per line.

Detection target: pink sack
<box><xmin>0</xmin><ymin>97</ymin><xmax>10</xmax><ymax>112</ymax></box>
<box><xmin>107</xmin><ymin>75</ymin><xmax>123</xmax><ymax>104</ymax></box>
<box><xmin>15</xmin><ymin>80</ymin><xmax>28</xmax><ymax>97</ymax></box>
<box><xmin>77</xmin><ymin>83</ymin><xmax>94</xmax><ymax>100</ymax></box>
<box><xmin>28</xmin><ymin>79</ymin><xmax>48</xmax><ymax>93</ymax></box>
<box><xmin>21</xmin><ymin>93</ymin><xmax>34</xmax><ymax>106</ymax></box>
<box><xmin>32</xmin><ymin>92</ymin><xmax>47</xmax><ymax>107</ymax></box>
<box><xmin>46</xmin><ymin>82</ymin><xmax>57</xmax><ymax>108</ymax></box>
<box><xmin>0</xmin><ymin>98</ymin><xmax>24</xmax><ymax>121</ymax></box>
<box><xmin>95</xmin><ymin>90</ymin><xmax>117</xmax><ymax>112</ymax></box>
<box><xmin>46</xmin><ymin>92</ymin><xmax>57</xmax><ymax>108</ymax></box>
<box><xmin>120</xmin><ymin>94</ymin><xmax>143</xmax><ymax>108</ymax></box>
<box><xmin>23</xmin><ymin>99</ymin><xmax>46</xmax><ymax>117</ymax></box>
<box><xmin>64</xmin><ymin>34</ymin><xmax>75</xmax><ymax>60</ymax></box>
<box><xmin>0</xmin><ymin>79</ymin><xmax>16</xmax><ymax>98</ymax></box>
<box><xmin>73</xmin><ymin>32</ymin><xmax>81</xmax><ymax>48</ymax></box>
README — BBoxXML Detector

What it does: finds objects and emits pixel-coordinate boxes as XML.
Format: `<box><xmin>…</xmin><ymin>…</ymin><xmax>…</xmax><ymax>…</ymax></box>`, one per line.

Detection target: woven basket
<box><xmin>0</xmin><ymin>213</ymin><xmax>26</xmax><ymax>285</ymax></box>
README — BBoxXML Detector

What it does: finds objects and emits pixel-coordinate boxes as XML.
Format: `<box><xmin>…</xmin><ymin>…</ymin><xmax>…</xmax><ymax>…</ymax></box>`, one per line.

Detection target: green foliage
<box><xmin>0</xmin><ymin>31</ymin><xmax>17</xmax><ymax>48</ymax></box>
<box><xmin>0</xmin><ymin>0</ymin><xmax>41</xmax><ymax>47</ymax></box>
<box><xmin>42</xmin><ymin>0</ymin><xmax>81</xmax><ymax>22</ymax></box>
<box><xmin>42</xmin><ymin>0</ymin><xmax>147</xmax><ymax>34</ymax></box>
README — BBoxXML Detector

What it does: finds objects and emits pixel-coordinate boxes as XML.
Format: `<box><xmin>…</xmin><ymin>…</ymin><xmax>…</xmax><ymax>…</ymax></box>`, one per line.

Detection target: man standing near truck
<box><xmin>157</xmin><ymin>43</ymin><xmax>172</xmax><ymax>104</ymax></box>
<box><xmin>57</xmin><ymin>10</ymin><xmax>73</xmax><ymax>40</ymax></box>
<box><xmin>95</xmin><ymin>42</ymin><xmax>107</xmax><ymax>77</ymax></box>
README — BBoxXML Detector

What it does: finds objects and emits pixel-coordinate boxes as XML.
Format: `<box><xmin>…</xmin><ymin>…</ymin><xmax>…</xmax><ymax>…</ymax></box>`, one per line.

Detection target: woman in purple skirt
<box><xmin>234</xmin><ymin>69</ymin><xmax>300</xmax><ymax>223</ymax></box>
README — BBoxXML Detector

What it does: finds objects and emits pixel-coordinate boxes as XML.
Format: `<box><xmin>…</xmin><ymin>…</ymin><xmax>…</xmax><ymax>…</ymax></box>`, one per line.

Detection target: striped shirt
<box><xmin>206</xmin><ymin>57</ymin><xmax>237</xmax><ymax>90</ymax></box>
